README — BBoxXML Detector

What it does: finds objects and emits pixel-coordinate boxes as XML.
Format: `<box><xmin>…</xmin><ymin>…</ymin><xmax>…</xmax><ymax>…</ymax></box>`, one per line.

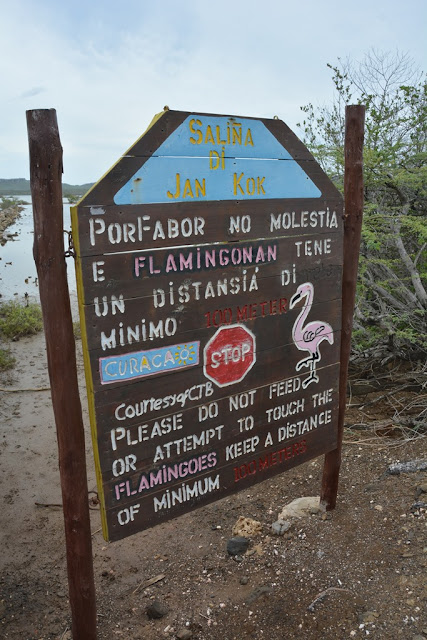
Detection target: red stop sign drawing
<box><xmin>204</xmin><ymin>324</ymin><xmax>256</xmax><ymax>387</ymax></box>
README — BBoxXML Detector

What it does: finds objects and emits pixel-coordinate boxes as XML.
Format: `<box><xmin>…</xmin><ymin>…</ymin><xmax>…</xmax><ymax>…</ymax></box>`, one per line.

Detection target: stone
<box><xmin>227</xmin><ymin>536</ymin><xmax>250</xmax><ymax>556</ymax></box>
<box><xmin>364</xmin><ymin>483</ymin><xmax>380</xmax><ymax>493</ymax></box>
<box><xmin>146</xmin><ymin>600</ymin><xmax>169</xmax><ymax>619</ymax></box>
<box><xmin>232</xmin><ymin>516</ymin><xmax>262</xmax><ymax>537</ymax></box>
<box><xmin>309</xmin><ymin>505</ymin><xmax>322</xmax><ymax>514</ymax></box>
<box><xmin>277</xmin><ymin>496</ymin><xmax>324</xmax><ymax>521</ymax></box>
<box><xmin>176</xmin><ymin>629</ymin><xmax>192</xmax><ymax>639</ymax></box>
<box><xmin>240</xmin><ymin>576</ymin><xmax>249</xmax><ymax>585</ymax></box>
<box><xmin>386</xmin><ymin>460</ymin><xmax>427</xmax><ymax>475</ymax></box>
<box><xmin>271</xmin><ymin>520</ymin><xmax>291</xmax><ymax>535</ymax></box>
<box><xmin>416</xmin><ymin>483</ymin><xmax>427</xmax><ymax>494</ymax></box>
<box><xmin>245</xmin><ymin>585</ymin><xmax>272</xmax><ymax>605</ymax></box>
<box><xmin>359</xmin><ymin>611</ymin><xmax>379</xmax><ymax>623</ymax></box>
<box><xmin>410</xmin><ymin>502</ymin><xmax>427</xmax><ymax>514</ymax></box>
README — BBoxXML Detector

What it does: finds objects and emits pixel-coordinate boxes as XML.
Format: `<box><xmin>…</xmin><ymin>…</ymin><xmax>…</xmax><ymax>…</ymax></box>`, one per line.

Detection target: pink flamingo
<box><xmin>290</xmin><ymin>282</ymin><xmax>334</xmax><ymax>389</ymax></box>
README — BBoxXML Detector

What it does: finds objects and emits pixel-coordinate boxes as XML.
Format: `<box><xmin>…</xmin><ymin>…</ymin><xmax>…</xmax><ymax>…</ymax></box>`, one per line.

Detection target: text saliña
<box><xmin>189</xmin><ymin>118</ymin><xmax>254</xmax><ymax>147</ymax></box>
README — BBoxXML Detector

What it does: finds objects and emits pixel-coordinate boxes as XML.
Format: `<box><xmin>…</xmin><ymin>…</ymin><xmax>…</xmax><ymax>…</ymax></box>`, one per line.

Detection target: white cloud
<box><xmin>1</xmin><ymin>0</ymin><xmax>426</xmax><ymax>183</ymax></box>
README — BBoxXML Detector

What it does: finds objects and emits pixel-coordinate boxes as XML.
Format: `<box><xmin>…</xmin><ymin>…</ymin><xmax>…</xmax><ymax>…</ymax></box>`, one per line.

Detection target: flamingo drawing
<box><xmin>290</xmin><ymin>282</ymin><xmax>334</xmax><ymax>389</ymax></box>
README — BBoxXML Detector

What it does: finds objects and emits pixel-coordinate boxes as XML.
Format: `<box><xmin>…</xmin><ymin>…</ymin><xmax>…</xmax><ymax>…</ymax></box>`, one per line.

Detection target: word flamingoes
<box><xmin>290</xmin><ymin>282</ymin><xmax>334</xmax><ymax>389</ymax></box>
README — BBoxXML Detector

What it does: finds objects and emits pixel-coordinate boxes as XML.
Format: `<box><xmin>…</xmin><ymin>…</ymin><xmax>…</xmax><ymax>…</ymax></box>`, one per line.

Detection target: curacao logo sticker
<box><xmin>99</xmin><ymin>341</ymin><xmax>200</xmax><ymax>384</ymax></box>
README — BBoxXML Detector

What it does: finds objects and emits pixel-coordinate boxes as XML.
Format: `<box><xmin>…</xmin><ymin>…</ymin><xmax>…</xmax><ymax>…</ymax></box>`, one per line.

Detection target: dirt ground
<box><xmin>0</xmin><ymin>331</ymin><xmax>426</xmax><ymax>640</ymax></box>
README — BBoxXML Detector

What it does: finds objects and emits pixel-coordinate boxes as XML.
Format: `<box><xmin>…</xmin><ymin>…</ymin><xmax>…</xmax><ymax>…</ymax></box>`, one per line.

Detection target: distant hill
<box><xmin>0</xmin><ymin>178</ymin><xmax>94</xmax><ymax>197</ymax></box>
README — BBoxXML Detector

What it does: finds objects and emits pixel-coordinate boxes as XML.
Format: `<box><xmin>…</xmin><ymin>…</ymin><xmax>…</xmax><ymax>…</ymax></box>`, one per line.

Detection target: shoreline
<box><xmin>0</xmin><ymin>204</ymin><xmax>24</xmax><ymax>245</ymax></box>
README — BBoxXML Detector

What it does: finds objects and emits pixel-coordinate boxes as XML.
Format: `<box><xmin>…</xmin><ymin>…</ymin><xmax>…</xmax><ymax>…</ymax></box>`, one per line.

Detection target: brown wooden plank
<box><xmin>103</xmin><ymin>414</ymin><xmax>338</xmax><ymax>512</ymax></box>
<box><xmin>77</xmin><ymin>232</ymin><xmax>343</xmax><ymax>310</ymax></box>
<box><xmin>94</xmin><ymin>355</ymin><xmax>339</xmax><ymax>433</ymax></box>
<box><xmin>82</xmin><ymin>264</ymin><xmax>343</xmax><ymax>352</ymax></box>
<box><xmin>91</xmin><ymin>334</ymin><xmax>341</xmax><ymax>398</ymax></box>
<box><xmin>105</xmin><ymin>426</ymin><xmax>338</xmax><ymax>541</ymax></box>
<box><xmin>74</xmin><ymin>199</ymin><xmax>343</xmax><ymax>257</ymax></box>
<box><xmin>97</xmin><ymin>366</ymin><xmax>340</xmax><ymax>481</ymax></box>
<box><xmin>87</xmin><ymin>299</ymin><xmax>342</xmax><ymax>392</ymax></box>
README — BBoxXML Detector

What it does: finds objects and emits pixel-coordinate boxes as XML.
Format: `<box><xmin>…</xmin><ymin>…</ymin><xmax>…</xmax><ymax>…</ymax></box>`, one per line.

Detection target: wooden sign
<box><xmin>72</xmin><ymin>110</ymin><xmax>344</xmax><ymax>542</ymax></box>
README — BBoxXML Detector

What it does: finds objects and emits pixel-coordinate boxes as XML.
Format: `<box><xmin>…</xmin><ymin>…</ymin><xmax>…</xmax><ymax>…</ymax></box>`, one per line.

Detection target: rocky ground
<box><xmin>0</xmin><ymin>331</ymin><xmax>426</xmax><ymax>640</ymax></box>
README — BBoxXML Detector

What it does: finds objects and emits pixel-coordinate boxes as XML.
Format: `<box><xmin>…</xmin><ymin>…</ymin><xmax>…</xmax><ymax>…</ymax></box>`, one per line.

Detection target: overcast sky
<box><xmin>1</xmin><ymin>0</ymin><xmax>426</xmax><ymax>185</ymax></box>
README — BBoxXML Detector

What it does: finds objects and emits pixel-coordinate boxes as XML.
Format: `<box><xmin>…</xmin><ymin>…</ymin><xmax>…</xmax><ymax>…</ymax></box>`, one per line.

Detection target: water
<box><xmin>0</xmin><ymin>196</ymin><xmax>77</xmax><ymax>308</ymax></box>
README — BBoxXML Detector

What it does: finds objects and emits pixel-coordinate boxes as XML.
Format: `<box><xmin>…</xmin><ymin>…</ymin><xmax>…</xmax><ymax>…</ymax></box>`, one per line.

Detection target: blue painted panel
<box><xmin>99</xmin><ymin>341</ymin><xmax>200</xmax><ymax>384</ymax></box>
<box><xmin>155</xmin><ymin>116</ymin><xmax>294</xmax><ymax>159</ymax></box>
<box><xmin>114</xmin><ymin>157</ymin><xmax>321</xmax><ymax>205</ymax></box>
<box><xmin>114</xmin><ymin>115</ymin><xmax>321</xmax><ymax>205</ymax></box>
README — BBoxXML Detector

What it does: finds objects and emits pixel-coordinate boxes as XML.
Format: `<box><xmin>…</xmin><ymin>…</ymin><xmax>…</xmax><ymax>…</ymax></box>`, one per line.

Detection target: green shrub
<box><xmin>298</xmin><ymin>51</ymin><xmax>427</xmax><ymax>363</ymax></box>
<box><xmin>0</xmin><ymin>347</ymin><xmax>15</xmax><ymax>371</ymax></box>
<box><xmin>0</xmin><ymin>301</ymin><xmax>43</xmax><ymax>340</ymax></box>
<box><xmin>0</xmin><ymin>196</ymin><xmax>26</xmax><ymax>210</ymax></box>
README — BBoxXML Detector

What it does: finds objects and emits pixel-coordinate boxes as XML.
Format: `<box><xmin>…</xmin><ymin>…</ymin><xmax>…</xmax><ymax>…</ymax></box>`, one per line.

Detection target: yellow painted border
<box><xmin>70</xmin><ymin>110</ymin><xmax>168</xmax><ymax>540</ymax></box>
<box><xmin>71</xmin><ymin>204</ymin><xmax>109</xmax><ymax>539</ymax></box>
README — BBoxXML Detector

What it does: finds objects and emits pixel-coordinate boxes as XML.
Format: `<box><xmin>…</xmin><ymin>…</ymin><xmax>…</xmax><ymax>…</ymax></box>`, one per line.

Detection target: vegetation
<box><xmin>298</xmin><ymin>50</ymin><xmax>426</xmax><ymax>365</ymax></box>
<box><xmin>0</xmin><ymin>196</ymin><xmax>27</xmax><ymax>210</ymax></box>
<box><xmin>0</xmin><ymin>301</ymin><xmax>43</xmax><ymax>371</ymax></box>
<box><xmin>0</xmin><ymin>301</ymin><xmax>43</xmax><ymax>340</ymax></box>
<box><xmin>0</xmin><ymin>178</ymin><xmax>93</xmax><ymax>197</ymax></box>
<box><xmin>0</xmin><ymin>347</ymin><xmax>15</xmax><ymax>371</ymax></box>
<box><xmin>0</xmin><ymin>197</ymin><xmax>26</xmax><ymax>244</ymax></box>
<box><xmin>64</xmin><ymin>193</ymin><xmax>80</xmax><ymax>204</ymax></box>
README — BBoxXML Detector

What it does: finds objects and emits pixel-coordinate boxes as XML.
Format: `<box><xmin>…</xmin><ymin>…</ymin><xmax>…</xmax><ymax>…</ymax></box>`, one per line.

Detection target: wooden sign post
<box><xmin>321</xmin><ymin>105</ymin><xmax>365</xmax><ymax>508</ymax></box>
<box><xmin>72</xmin><ymin>110</ymin><xmax>348</xmax><ymax>542</ymax></box>
<box><xmin>27</xmin><ymin>109</ymin><xmax>97</xmax><ymax>639</ymax></box>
